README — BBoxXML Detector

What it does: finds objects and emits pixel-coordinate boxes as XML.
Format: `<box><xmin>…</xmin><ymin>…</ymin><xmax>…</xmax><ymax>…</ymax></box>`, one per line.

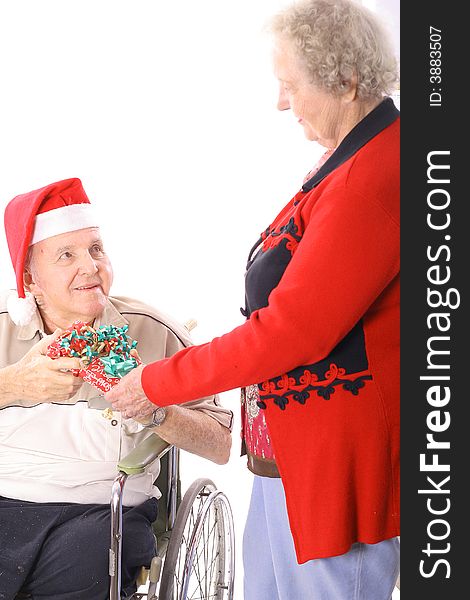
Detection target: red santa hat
<box><xmin>4</xmin><ymin>177</ymin><xmax>98</xmax><ymax>326</ymax></box>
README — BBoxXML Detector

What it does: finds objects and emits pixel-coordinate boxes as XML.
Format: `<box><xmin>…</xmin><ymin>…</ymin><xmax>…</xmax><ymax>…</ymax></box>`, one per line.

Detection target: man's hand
<box><xmin>0</xmin><ymin>332</ymin><xmax>83</xmax><ymax>408</ymax></box>
<box><xmin>105</xmin><ymin>364</ymin><xmax>157</xmax><ymax>421</ymax></box>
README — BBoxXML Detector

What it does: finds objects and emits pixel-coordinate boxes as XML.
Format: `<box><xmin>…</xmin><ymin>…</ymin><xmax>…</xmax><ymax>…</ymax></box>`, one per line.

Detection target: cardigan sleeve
<box><xmin>142</xmin><ymin>185</ymin><xmax>399</xmax><ymax>406</ymax></box>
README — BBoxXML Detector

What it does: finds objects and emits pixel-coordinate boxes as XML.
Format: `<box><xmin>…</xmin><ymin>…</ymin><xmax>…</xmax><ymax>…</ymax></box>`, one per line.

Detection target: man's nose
<box><xmin>78</xmin><ymin>251</ymin><xmax>99</xmax><ymax>274</ymax></box>
<box><xmin>277</xmin><ymin>85</ymin><xmax>290</xmax><ymax>111</ymax></box>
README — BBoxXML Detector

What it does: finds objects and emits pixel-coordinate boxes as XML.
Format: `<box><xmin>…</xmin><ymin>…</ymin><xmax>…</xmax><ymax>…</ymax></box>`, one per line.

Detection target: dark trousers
<box><xmin>0</xmin><ymin>495</ymin><xmax>158</xmax><ymax>600</ymax></box>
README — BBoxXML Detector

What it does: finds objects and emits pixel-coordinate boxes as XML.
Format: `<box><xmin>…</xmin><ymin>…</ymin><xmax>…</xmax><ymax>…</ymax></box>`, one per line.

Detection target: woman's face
<box><xmin>273</xmin><ymin>40</ymin><xmax>348</xmax><ymax>148</ymax></box>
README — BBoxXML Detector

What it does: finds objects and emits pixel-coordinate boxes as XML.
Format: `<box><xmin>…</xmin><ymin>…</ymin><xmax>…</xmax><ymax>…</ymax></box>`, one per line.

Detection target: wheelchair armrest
<box><xmin>118</xmin><ymin>434</ymin><xmax>171</xmax><ymax>476</ymax></box>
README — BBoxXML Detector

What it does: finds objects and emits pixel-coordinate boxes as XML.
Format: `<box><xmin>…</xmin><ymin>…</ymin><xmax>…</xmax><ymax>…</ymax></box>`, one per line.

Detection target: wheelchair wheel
<box><xmin>158</xmin><ymin>478</ymin><xmax>235</xmax><ymax>599</ymax></box>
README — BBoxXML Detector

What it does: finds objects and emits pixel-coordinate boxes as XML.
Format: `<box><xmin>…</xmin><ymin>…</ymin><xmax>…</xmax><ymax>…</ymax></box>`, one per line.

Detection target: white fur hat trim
<box><xmin>31</xmin><ymin>203</ymin><xmax>97</xmax><ymax>245</ymax></box>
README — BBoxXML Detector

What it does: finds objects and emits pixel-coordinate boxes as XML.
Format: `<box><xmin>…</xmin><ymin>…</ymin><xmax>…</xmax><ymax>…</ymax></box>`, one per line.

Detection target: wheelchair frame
<box><xmin>109</xmin><ymin>434</ymin><xmax>235</xmax><ymax>600</ymax></box>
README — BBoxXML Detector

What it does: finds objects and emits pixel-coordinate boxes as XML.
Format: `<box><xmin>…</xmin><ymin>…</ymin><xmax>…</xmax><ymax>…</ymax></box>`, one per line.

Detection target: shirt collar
<box><xmin>94</xmin><ymin>298</ymin><xmax>128</xmax><ymax>329</ymax></box>
<box><xmin>17</xmin><ymin>306</ymin><xmax>45</xmax><ymax>341</ymax></box>
<box><xmin>16</xmin><ymin>296</ymin><xmax>128</xmax><ymax>341</ymax></box>
<box><xmin>301</xmin><ymin>97</ymin><xmax>400</xmax><ymax>192</ymax></box>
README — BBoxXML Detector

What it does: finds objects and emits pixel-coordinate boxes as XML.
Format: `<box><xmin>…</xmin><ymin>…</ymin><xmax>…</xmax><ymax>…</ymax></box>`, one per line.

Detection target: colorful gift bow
<box><xmin>46</xmin><ymin>321</ymin><xmax>141</xmax><ymax>395</ymax></box>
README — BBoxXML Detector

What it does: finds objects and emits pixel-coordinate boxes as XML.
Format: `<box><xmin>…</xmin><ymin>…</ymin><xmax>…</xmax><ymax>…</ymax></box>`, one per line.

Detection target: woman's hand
<box><xmin>105</xmin><ymin>364</ymin><xmax>157</xmax><ymax>420</ymax></box>
<box><xmin>105</xmin><ymin>365</ymin><xmax>231</xmax><ymax>464</ymax></box>
<box><xmin>0</xmin><ymin>332</ymin><xmax>83</xmax><ymax>408</ymax></box>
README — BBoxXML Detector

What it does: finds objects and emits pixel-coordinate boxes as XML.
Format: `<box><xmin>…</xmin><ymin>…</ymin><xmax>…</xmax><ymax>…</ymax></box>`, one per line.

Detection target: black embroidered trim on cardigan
<box><xmin>257</xmin><ymin>363</ymin><xmax>372</xmax><ymax>411</ymax></box>
<box><xmin>261</xmin><ymin>217</ymin><xmax>301</xmax><ymax>255</ymax></box>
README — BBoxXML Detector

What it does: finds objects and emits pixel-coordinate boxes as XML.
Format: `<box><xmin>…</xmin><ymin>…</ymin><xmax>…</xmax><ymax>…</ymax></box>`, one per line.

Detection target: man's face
<box><xmin>26</xmin><ymin>227</ymin><xmax>113</xmax><ymax>328</ymax></box>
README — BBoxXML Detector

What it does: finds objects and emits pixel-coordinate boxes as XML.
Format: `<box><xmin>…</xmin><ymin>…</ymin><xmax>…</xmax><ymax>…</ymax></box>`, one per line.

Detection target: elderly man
<box><xmin>0</xmin><ymin>178</ymin><xmax>232</xmax><ymax>600</ymax></box>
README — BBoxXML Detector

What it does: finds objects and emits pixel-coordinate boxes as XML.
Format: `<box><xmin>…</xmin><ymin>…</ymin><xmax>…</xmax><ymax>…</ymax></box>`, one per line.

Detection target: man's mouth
<box><xmin>75</xmin><ymin>284</ymin><xmax>100</xmax><ymax>291</ymax></box>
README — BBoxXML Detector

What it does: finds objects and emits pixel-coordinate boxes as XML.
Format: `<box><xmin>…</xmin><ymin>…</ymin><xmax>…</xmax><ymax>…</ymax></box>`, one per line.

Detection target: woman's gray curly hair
<box><xmin>270</xmin><ymin>0</ymin><xmax>398</xmax><ymax>100</ymax></box>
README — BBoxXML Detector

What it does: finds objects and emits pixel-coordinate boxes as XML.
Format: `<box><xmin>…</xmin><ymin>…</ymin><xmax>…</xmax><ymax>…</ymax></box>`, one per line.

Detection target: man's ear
<box><xmin>23</xmin><ymin>269</ymin><xmax>36</xmax><ymax>293</ymax></box>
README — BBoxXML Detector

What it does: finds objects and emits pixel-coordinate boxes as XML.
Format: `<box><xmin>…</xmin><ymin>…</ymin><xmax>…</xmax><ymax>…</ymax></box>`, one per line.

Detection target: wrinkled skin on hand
<box><xmin>105</xmin><ymin>364</ymin><xmax>157</xmax><ymax>421</ymax></box>
<box><xmin>10</xmin><ymin>330</ymin><xmax>83</xmax><ymax>405</ymax></box>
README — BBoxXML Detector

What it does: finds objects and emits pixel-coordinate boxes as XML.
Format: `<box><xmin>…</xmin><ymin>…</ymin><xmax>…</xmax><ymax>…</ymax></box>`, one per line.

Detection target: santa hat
<box><xmin>4</xmin><ymin>177</ymin><xmax>98</xmax><ymax>326</ymax></box>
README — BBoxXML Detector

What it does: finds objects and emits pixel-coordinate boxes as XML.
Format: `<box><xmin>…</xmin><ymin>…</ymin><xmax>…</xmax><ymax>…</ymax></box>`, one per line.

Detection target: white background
<box><xmin>0</xmin><ymin>1</ymin><xmax>399</xmax><ymax>597</ymax></box>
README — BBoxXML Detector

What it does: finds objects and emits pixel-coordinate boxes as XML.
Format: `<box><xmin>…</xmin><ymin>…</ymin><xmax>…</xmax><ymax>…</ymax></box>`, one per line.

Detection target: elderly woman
<box><xmin>107</xmin><ymin>1</ymin><xmax>400</xmax><ymax>598</ymax></box>
<box><xmin>0</xmin><ymin>178</ymin><xmax>232</xmax><ymax>599</ymax></box>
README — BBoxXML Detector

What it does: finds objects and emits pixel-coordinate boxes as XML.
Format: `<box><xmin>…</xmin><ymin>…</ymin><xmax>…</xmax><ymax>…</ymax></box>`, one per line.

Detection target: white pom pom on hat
<box><xmin>6</xmin><ymin>292</ymin><xmax>38</xmax><ymax>327</ymax></box>
<box><xmin>4</xmin><ymin>178</ymin><xmax>99</xmax><ymax>326</ymax></box>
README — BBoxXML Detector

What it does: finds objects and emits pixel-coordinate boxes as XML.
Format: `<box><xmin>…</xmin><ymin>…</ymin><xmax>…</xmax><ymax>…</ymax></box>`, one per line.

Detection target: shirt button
<box><xmin>111</xmin><ymin>419</ymin><xmax>118</xmax><ymax>427</ymax></box>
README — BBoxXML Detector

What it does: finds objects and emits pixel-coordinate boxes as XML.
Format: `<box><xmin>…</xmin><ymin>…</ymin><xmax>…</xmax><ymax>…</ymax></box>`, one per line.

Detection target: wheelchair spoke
<box><xmin>208</xmin><ymin>519</ymin><xmax>220</xmax><ymax>593</ymax></box>
<box><xmin>196</xmin><ymin>510</ymin><xmax>210</xmax><ymax>598</ymax></box>
<box><xmin>185</xmin><ymin>504</ymin><xmax>217</xmax><ymax>598</ymax></box>
<box><xmin>177</xmin><ymin>502</ymin><xmax>200</xmax><ymax>592</ymax></box>
<box><xmin>188</xmin><ymin>505</ymin><xmax>222</xmax><ymax>599</ymax></box>
<box><xmin>193</xmin><ymin>517</ymin><xmax>218</xmax><ymax>569</ymax></box>
<box><xmin>159</xmin><ymin>481</ymin><xmax>234</xmax><ymax>600</ymax></box>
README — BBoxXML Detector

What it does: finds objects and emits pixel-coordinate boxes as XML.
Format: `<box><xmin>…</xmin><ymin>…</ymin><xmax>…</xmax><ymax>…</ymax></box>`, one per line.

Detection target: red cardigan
<box><xmin>143</xmin><ymin>101</ymin><xmax>400</xmax><ymax>562</ymax></box>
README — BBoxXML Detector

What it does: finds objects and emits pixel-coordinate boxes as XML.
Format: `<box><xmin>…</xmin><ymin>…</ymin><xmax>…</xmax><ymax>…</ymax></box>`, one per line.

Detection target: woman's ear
<box><xmin>341</xmin><ymin>73</ymin><xmax>358</xmax><ymax>102</ymax></box>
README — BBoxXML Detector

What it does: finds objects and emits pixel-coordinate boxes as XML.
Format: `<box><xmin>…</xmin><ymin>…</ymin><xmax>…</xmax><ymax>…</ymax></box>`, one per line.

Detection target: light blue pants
<box><xmin>243</xmin><ymin>476</ymin><xmax>400</xmax><ymax>600</ymax></box>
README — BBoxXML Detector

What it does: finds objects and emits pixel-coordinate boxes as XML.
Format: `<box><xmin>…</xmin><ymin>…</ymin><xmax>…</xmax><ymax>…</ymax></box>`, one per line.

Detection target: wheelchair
<box><xmin>109</xmin><ymin>434</ymin><xmax>235</xmax><ymax>600</ymax></box>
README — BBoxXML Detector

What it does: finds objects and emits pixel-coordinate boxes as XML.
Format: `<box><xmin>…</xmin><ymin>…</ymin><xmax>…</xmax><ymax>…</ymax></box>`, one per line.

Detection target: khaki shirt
<box><xmin>0</xmin><ymin>291</ymin><xmax>232</xmax><ymax>505</ymax></box>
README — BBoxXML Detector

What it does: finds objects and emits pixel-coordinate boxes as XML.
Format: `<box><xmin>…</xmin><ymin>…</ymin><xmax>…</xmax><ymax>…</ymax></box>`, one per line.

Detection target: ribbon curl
<box><xmin>49</xmin><ymin>321</ymin><xmax>139</xmax><ymax>374</ymax></box>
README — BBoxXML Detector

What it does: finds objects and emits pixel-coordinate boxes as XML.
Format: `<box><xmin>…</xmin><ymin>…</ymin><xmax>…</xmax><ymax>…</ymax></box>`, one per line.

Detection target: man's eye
<box><xmin>91</xmin><ymin>245</ymin><xmax>104</xmax><ymax>256</ymax></box>
<box><xmin>58</xmin><ymin>252</ymin><xmax>73</xmax><ymax>260</ymax></box>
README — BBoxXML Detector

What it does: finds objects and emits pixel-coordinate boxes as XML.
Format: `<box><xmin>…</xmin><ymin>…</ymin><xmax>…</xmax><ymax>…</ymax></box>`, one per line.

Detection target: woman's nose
<box><xmin>277</xmin><ymin>86</ymin><xmax>290</xmax><ymax>111</ymax></box>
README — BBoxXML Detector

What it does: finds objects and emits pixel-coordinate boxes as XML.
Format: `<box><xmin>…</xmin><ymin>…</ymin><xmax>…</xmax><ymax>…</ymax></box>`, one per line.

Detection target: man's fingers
<box><xmin>29</xmin><ymin>335</ymin><xmax>54</xmax><ymax>356</ymax></box>
<box><xmin>34</xmin><ymin>329</ymin><xmax>64</xmax><ymax>355</ymax></box>
<box><xmin>72</xmin><ymin>376</ymin><xmax>84</xmax><ymax>389</ymax></box>
<box><xmin>47</xmin><ymin>328</ymin><xmax>64</xmax><ymax>343</ymax></box>
<box><xmin>48</xmin><ymin>357</ymin><xmax>82</xmax><ymax>372</ymax></box>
